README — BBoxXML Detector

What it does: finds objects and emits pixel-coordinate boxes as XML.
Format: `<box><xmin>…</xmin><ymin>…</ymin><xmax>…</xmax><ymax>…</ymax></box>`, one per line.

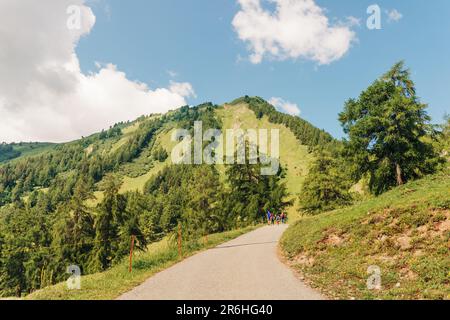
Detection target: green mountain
<box><xmin>0</xmin><ymin>97</ymin><xmax>331</xmax><ymax>209</ymax></box>
<box><xmin>0</xmin><ymin>97</ymin><xmax>332</xmax><ymax>297</ymax></box>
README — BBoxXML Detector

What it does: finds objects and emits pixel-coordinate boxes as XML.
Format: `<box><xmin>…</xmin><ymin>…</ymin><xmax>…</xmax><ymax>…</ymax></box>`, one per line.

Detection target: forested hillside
<box><xmin>0</xmin><ymin>98</ymin><xmax>323</xmax><ymax>297</ymax></box>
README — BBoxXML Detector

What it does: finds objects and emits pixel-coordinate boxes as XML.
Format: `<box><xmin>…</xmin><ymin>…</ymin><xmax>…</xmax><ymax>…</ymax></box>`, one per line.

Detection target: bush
<box><xmin>152</xmin><ymin>147</ymin><xmax>168</xmax><ymax>162</ymax></box>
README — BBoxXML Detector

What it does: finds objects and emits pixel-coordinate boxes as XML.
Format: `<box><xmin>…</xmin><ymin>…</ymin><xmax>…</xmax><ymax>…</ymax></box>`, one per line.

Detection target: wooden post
<box><xmin>178</xmin><ymin>224</ymin><xmax>182</xmax><ymax>259</ymax></box>
<box><xmin>129</xmin><ymin>235</ymin><xmax>135</xmax><ymax>273</ymax></box>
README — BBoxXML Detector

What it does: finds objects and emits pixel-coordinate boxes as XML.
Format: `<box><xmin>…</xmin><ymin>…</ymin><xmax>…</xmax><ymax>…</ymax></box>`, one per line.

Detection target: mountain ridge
<box><xmin>0</xmin><ymin>97</ymin><xmax>332</xmax><ymax>207</ymax></box>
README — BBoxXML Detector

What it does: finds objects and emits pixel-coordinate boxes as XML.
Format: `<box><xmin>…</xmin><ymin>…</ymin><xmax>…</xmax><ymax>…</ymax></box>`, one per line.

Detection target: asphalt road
<box><xmin>118</xmin><ymin>225</ymin><xmax>324</xmax><ymax>300</ymax></box>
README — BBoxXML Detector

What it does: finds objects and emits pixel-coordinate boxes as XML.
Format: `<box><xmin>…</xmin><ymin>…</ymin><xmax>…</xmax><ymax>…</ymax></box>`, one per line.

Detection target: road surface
<box><xmin>118</xmin><ymin>225</ymin><xmax>324</xmax><ymax>300</ymax></box>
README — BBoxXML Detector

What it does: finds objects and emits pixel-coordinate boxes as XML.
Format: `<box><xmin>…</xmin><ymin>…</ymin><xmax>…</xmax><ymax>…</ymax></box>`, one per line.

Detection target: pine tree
<box><xmin>299</xmin><ymin>146</ymin><xmax>353</xmax><ymax>213</ymax></box>
<box><xmin>90</xmin><ymin>174</ymin><xmax>125</xmax><ymax>271</ymax></box>
<box><xmin>181</xmin><ymin>165</ymin><xmax>223</xmax><ymax>236</ymax></box>
<box><xmin>51</xmin><ymin>176</ymin><xmax>95</xmax><ymax>274</ymax></box>
<box><xmin>339</xmin><ymin>61</ymin><xmax>440</xmax><ymax>195</ymax></box>
<box><xmin>225</xmin><ymin>142</ymin><xmax>289</xmax><ymax>226</ymax></box>
<box><xmin>152</xmin><ymin>146</ymin><xmax>169</xmax><ymax>162</ymax></box>
<box><xmin>436</xmin><ymin>115</ymin><xmax>450</xmax><ymax>160</ymax></box>
<box><xmin>0</xmin><ymin>204</ymin><xmax>52</xmax><ymax>296</ymax></box>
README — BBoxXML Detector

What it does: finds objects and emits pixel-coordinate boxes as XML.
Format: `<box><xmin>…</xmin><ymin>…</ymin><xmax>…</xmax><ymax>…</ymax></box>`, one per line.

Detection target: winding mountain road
<box><xmin>118</xmin><ymin>225</ymin><xmax>324</xmax><ymax>300</ymax></box>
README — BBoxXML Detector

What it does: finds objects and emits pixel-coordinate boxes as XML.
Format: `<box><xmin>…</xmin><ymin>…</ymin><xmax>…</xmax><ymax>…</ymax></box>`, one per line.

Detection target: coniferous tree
<box><xmin>152</xmin><ymin>146</ymin><xmax>169</xmax><ymax>162</ymax></box>
<box><xmin>181</xmin><ymin>165</ymin><xmax>223</xmax><ymax>237</ymax></box>
<box><xmin>339</xmin><ymin>62</ymin><xmax>440</xmax><ymax>195</ymax></box>
<box><xmin>225</xmin><ymin>143</ymin><xmax>289</xmax><ymax>226</ymax></box>
<box><xmin>299</xmin><ymin>145</ymin><xmax>353</xmax><ymax>213</ymax></box>
<box><xmin>90</xmin><ymin>174</ymin><xmax>125</xmax><ymax>271</ymax></box>
<box><xmin>436</xmin><ymin>115</ymin><xmax>450</xmax><ymax>160</ymax></box>
<box><xmin>51</xmin><ymin>176</ymin><xmax>95</xmax><ymax>274</ymax></box>
<box><xmin>0</xmin><ymin>204</ymin><xmax>52</xmax><ymax>296</ymax></box>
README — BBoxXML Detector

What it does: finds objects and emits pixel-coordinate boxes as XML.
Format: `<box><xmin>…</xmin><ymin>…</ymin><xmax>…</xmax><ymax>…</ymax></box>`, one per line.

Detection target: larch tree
<box><xmin>339</xmin><ymin>61</ymin><xmax>440</xmax><ymax>195</ymax></box>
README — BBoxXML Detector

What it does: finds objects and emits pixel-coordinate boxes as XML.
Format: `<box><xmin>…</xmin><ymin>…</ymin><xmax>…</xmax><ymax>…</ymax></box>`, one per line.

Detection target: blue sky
<box><xmin>76</xmin><ymin>0</ymin><xmax>450</xmax><ymax>138</ymax></box>
<box><xmin>1</xmin><ymin>0</ymin><xmax>449</xmax><ymax>142</ymax></box>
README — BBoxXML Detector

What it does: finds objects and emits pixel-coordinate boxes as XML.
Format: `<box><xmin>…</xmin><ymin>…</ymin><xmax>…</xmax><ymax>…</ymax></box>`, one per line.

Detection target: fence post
<box><xmin>129</xmin><ymin>235</ymin><xmax>135</xmax><ymax>273</ymax></box>
<box><xmin>178</xmin><ymin>224</ymin><xmax>182</xmax><ymax>259</ymax></box>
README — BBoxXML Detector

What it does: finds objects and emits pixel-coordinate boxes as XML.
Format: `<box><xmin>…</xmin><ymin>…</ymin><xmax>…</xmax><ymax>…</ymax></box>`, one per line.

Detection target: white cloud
<box><xmin>269</xmin><ymin>97</ymin><xmax>301</xmax><ymax>116</ymax></box>
<box><xmin>0</xmin><ymin>0</ymin><xmax>194</xmax><ymax>143</ymax></box>
<box><xmin>232</xmin><ymin>0</ymin><xmax>356</xmax><ymax>65</ymax></box>
<box><xmin>346</xmin><ymin>16</ymin><xmax>361</xmax><ymax>27</ymax></box>
<box><xmin>169</xmin><ymin>81</ymin><xmax>197</xmax><ymax>99</ymax></box>
<box><xmin>387</xmin><ymin>9</ymin><xmax>403</xmax><ymax>22</ymax></box>
<box><xmin>167</xmin><ymin>70</ymin><xmax>179</xmax><ymax>78</ymax></box>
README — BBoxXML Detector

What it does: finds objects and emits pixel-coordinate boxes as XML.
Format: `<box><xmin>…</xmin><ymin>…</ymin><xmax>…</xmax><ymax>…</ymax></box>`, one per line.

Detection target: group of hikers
<box><xmin>266</xmin><ymin>210</ymin><xmax>287</xmax><ymax>225</ymax></box>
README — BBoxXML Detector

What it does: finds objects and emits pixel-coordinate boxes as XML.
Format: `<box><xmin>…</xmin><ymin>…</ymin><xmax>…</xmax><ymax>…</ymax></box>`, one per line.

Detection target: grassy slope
<box><xmin>119</xmin><ymin>126</ymin><xmax>176</xmax><ymax>193</ymax></box>
<box><xmin>217</xmin><ymin>103</ymin><xmax>313</xmax><ymax>220</ymax></box>
<box><xmin>217</xmin><ymin>103</ymin><xmax>312</xmax><ymax>193</ymax></box>
<box><xmin>109</xmin><ymin>122</ymin><xmax>141</xmax><ymax>154</ymax></box>
<box><xmin>26</xmin><ymin>225</ymin><xmax>259</xmax><ymax>300</ymax></box>
<box><xmin>117</xmin><ymin>102</ymin><xmax>313</xmax><ymax>198</ymax></box>
<box><xmin>90</xmin><ymin>103</ymin><xmax>314</xmax><ymax>218</ymax></box>
<box><xmin>0</xmin><ymin>143</ymin><xmax>56</xmax><ymax>164</ymax></box>
<box><xmin>280</xmin><ymin>169</ymin><xmax>450</xmax><ymax>300</ymax></box>
<box><xmin>12</xmin><ymin>142</ymin><xmax>55</xmax><ymax>157</ymax></box>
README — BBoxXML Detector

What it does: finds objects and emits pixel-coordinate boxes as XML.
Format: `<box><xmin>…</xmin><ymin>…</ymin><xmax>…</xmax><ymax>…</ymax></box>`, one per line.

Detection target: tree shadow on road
<box><xmin>213</xmin><ymin>241</ymin><xmax>278</xmax><ymax>249</ymax></box>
